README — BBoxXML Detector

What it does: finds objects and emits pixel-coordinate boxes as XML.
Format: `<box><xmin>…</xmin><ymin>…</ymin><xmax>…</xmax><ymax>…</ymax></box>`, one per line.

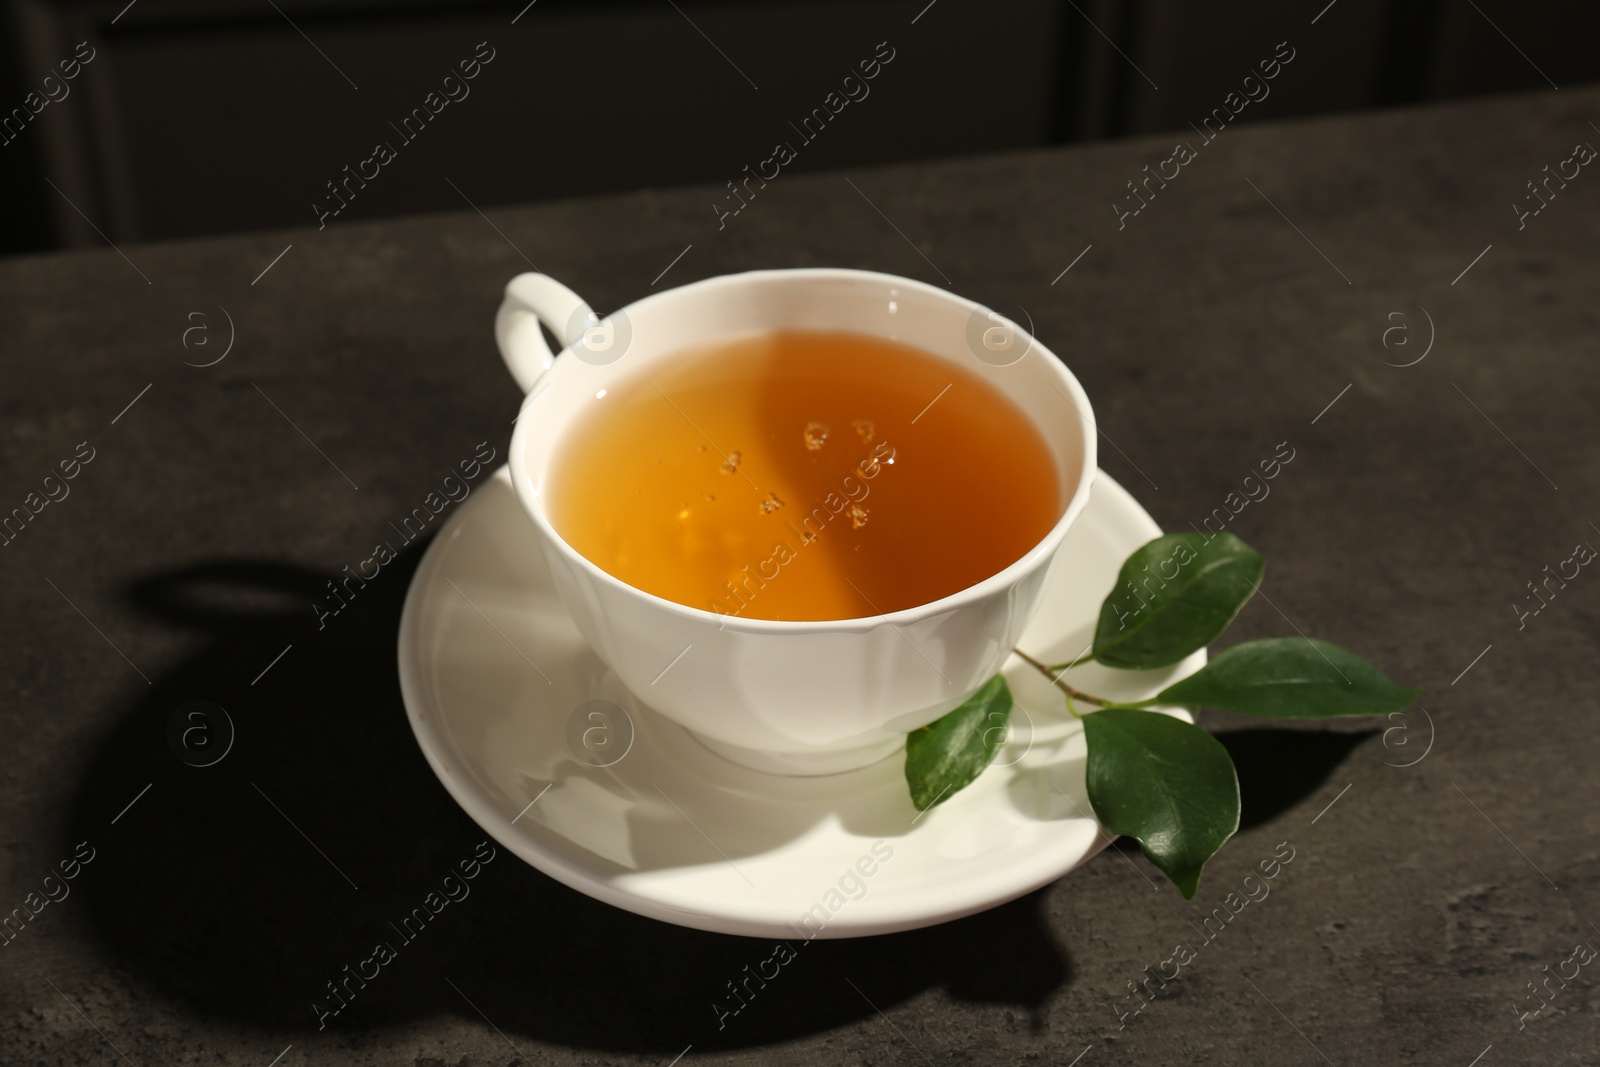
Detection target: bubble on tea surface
<box><xmin>848</xmin><ymin>504</ymin><xmax>869</xmax><ymax>529</ymax></box>
<box><xmin>703</xmin><ymin>493</ymin><xmax>716</xmax><ymax>502</ymax></box>
<box><xmin>803</xmin><ymin>421</ymin><xmax>830</xmax><ymax>451</ymax></box>
<box><xmin>852</xmin><ymin>418</ymin><xmax>876</xmax><ymax>444</ymax></box>
<box><xmin>759</xmin><ymin>492</ymin><xmax>785</xmax><ymax>515</ymax></box>
<box><xmin>720</xmin><ymin>450</ymin><xmax>741</xmax><ymax>473</ymax></box>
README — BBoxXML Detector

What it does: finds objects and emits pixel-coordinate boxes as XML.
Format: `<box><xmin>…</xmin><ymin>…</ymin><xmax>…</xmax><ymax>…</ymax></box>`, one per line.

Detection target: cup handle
<box><xmin>494</xmin><ymin>272</ymin><xmax>595</xmax><ymax>393</ymax></box>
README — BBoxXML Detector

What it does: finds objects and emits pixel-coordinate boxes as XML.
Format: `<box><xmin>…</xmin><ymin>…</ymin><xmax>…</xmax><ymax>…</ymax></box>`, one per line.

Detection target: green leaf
<box><xmin>1157</xmin><ymin>637</ymin><xmax>1419</xmax><ymax>718</ymax></box>
<box><xmin>1092</xmin><ymin>533</ymin><xmax>1266</xmax><ymax>670</ymax></box>
<box><xmin>904</xmin><ymin>675</ymin><xmax>1012</xmax><ymax>811</ymax></box>
<box><xmin>1084</xmin><ymin>709</ymin><xmax>1239</xmax><ymax>899</ymax></box>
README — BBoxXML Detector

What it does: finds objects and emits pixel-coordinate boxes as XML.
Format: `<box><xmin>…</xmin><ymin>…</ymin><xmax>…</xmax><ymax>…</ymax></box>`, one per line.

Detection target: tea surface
<box><xmin>546</xmin><ymin>330</ymin><xmax>1062</xmax><ymax>621</ymax></box>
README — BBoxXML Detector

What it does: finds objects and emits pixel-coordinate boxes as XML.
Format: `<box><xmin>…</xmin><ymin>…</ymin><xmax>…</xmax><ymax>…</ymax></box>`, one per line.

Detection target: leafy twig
<box><xmin>1012</xmin><ymin>648</ymin><xmax>1157</xmax><ymax>714</ymax></box>
<box><xmin>905</xmin><ymin>532</ymin><xmax>1419</xmax><ymax>900</ymax></box>
<box><xmin>1010</xmin><ymin>647</ymin><xmax>1109</xmax><ymax>707</ymax></box>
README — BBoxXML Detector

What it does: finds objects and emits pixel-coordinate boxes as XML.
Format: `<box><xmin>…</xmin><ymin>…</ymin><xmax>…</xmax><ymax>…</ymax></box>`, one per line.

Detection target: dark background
<box><xmin>2</xmin><ymin>0</ymin><xmax>1598</xmax><ymax>256</ymax></box>
<box><xmin>4</xmin><ymin>3</ymin><xmax>1600</xmax><ymax>1065</ymax></box>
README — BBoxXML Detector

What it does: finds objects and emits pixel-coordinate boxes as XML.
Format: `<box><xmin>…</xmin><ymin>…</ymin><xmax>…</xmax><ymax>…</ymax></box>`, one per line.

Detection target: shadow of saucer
<box><xmin>60</xmin><ymin>550</ymin><xmax>1071</xmax><ymax>1054</ymax></box>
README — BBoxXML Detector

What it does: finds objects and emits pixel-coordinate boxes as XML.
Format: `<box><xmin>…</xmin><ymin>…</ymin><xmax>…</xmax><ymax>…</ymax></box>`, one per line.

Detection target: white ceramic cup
<box><xmin>498</xmin><ymin>268</ymin><xmax>1096</xmax><ymax>774</ymax></box>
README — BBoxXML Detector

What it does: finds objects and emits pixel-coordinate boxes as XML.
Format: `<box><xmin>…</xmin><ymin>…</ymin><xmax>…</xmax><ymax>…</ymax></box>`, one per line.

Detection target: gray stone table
<box><xmin>2</xmin><ymin>81</ymin><xmax>1598</xmax><ymax>1066</ymax></box>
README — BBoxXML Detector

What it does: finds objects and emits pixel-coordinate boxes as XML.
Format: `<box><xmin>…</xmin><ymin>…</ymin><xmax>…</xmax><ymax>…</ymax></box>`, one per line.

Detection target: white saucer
<box><xmin>397</xmin><ymin>467</ymin><xmax>1201</xmax><ymax>939</ymax></box>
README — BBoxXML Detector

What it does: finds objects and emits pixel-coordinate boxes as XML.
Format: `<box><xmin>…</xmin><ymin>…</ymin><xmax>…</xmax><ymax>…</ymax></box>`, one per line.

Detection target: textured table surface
<box><xmin>3</xmin><ymin>80</ymin><xmax>1599</xmax><ymax>1066</ymax></box>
